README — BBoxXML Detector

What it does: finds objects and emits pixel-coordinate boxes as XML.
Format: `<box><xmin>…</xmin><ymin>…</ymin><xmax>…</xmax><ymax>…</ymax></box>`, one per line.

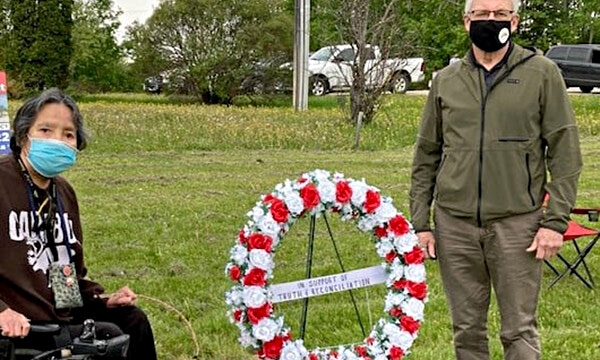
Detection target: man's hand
<box><xmin>0</xmin><ymin>308</ymin><xmax>30</xmax><ymax>338</ymax></box>
<box><xmin>417</xmin><ymin>231</ymin><xmax>436</xmax><ymax>259</ymax></box>
<box><xmin>106</xmin><ymin>286</ymin><xmax>137</xmax><ymax>308</ymax></box>
<box><xmin>526</xmin><ymin>227</ymin><xmax>563</xmax><ymax>260</ymax></box>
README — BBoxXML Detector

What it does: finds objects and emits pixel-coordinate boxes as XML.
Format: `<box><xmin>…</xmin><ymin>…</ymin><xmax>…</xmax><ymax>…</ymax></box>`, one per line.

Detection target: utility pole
<box><xmin>293</xmin><ymin>0</ymin><xmax>310</xmax><ymax>111</ymax></box>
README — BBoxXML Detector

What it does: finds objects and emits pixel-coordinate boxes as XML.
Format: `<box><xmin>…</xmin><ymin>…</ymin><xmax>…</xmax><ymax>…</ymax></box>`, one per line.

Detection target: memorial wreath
<box><xmin>226</xmin><ymin>170</ymin><xmax>427</xmax><ymax>360</ymax></box>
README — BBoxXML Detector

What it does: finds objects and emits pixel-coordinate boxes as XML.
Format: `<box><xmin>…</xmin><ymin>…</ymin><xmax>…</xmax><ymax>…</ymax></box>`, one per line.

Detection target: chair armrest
<box><xmin>571</xmin><ymin>208</ymin><xmax>600</xmax><ymax>222</ymax></box>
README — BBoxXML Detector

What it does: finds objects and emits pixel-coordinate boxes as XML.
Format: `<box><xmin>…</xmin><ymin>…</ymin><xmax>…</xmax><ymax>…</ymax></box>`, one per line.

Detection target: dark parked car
<box><xmin>546</xmin><ymin>44</ymin><xmax>600</xmax><ymax>93</ymax></box>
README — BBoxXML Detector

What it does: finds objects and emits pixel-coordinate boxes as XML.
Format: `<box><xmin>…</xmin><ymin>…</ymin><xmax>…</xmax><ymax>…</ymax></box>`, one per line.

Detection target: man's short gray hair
<box><xmin>464</xmin><ymin>0</ymin><xmax>521</xmax><ymax>14</ymax></box>
<box><xmin>10</xmin><ymin>88</ymin><xmax>88</xmax><ymax>154</ymax></box>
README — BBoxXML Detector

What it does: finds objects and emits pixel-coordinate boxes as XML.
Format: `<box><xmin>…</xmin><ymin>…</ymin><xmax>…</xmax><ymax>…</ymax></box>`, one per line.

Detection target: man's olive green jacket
<box><xmin>410</xmin><ymin>44</ymin><xmax>582</xmax><ymax>234</ymax></box>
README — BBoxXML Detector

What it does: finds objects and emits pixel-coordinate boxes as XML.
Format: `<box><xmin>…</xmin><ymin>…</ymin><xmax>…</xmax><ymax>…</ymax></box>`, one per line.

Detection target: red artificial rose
<box><xmin>364</xmin><ymin>190</ymin><xmax>381</xmax><ymax>213</ymax></box>
<box><xmin>401</xmin><ymin>315</ymin><xmax>421</xmax><ymax>334</ymax></box>
<box><xmin>389</xmin><ymin>307</ymin><xmax>403</xmax><ymax>318</ymax></box>
<box><xmin>282</xmin><ymin>331</ymin><xmax>291</xmax><ymax>341</ymax></box>
<box><xmin>355</xmin><ymin>346</ymin><xmax>367</xmax><ymax>357</ymax></box>
<box><xmin>247</xmin><ymin>234</ymin><xmax>273</xmax><ymax>252</ymax></box>
<box><xmin>247</xmin><ymin>302</ymin><xmax>272</xmax><ymax>324</ymax></box>
<box><xmin>389</xmin><ymin>346</ymin><xmax>404</xmax><ymax>360</ymax></box>
<box><xmin>262</xmin><ymin>336</ymin><xmax>284</xmax><ymax>359</ymax></box>
<box><xmin>335</xmin><ymin>181</ymin><xmax>353</xmax><ymax>203</ymax></box>
<box><xmin>309</xmin><ymin>354</ymin><xmax>319</xmax><ymax>360</ymax></box>
<box><xmin>385</xmin><ymin>251</ymin><xmax>398</xmax><ymax>263</ymax></box>
<box><xmin>389</xmin><ymin>215</ymin><xmax>410</xmax><ymax>236</ymax></box>
<box><xmin>229</xmin><ymin>265</ymin><xmax>241</xmax><ymax>281</ymax></box>
<box><xmin>298</xmin><ymin>177</ymin><xmax>308</xmax><ymax>184</ymax></box>
<box><xmin>374</xmin><ymin>226</ymin><xmax>388</xmax><ymax>238</ymax></box>
<box><xmin>404</xmin><ymin>246</ymin><xmax>425</xmax><ymax>265</ymax></box>
<box><xmin>238</xmin><ymin>229</ymin><xmax>248</xmax><ymax>244</ymax></box>
<box><xmin>330</xmin><ymin>350</ymin><xmax>339</xmax><ymax>359</ymax></box>
<box><xmin>300</xmin><ymin>184</ymin><xmax>320</xmax><ymax>210</ymax></box>
<box><xmin>269</xmin><ymin>198</ymin><xmax>290</xmax><ymax>223</ymax></box>
<box><xmin>392</xmin><ymin>279</ymin><xmax>408</xmax><ymax>290</ymax></box>
<box><xmin>366</xmin><ymin>337</ymin><xmax>374</xmax><ymax>345</ymax></box>
<box><xmin>263</xmin><ymin>194</ymin><xmax>276</xmax><ymax>204</ymax></box>
<box><xmin>233</xmin><ymin>309</ymin><xmax>243</xmax><ymax>322</ymax></box>
<box><xmin>243</xmin><ymin>268</ymin><xmax>267</xmax><ymax>287</ymax></box>
<box><xmin>407</xmin><ymin>281</ymin><xmax>427</xmax><ymax>300</ymax></box>
<box><xmin>263</xmin><ymin>194</ymin><xmax>275</xmax><ymax>204</ymax></box>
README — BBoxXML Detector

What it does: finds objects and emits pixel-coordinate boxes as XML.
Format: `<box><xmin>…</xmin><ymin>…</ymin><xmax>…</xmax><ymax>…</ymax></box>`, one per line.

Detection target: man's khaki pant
<box><xmin>434</xmin><ymin>205</ymin><xmax>543</xmax><ymax>360</ymax></box>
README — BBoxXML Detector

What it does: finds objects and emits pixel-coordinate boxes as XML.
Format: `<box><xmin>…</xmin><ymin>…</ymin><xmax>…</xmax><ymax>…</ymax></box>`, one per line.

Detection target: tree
<box><xmin>70</xmin><ymin>0</ymin><xmax>136</xmax><ymax>92</ymax></box>
<box><xmin>125</xmin><ymin>0</ymin><xmax>292</xmax><ymax>103</ymax></box>
<box><xmin>6</xmin><ymin>0</ymin><xmax>73</xmax><ymax>92</ymax></box>
<box><xmin>122</xmin><ymin>21</ymin><xmax>168</xmax><ymax>87</ymax></box>
<box><xmin>517</xmin><ymin>0</ymin><xmax>600</xmax><ymax>51</ymax></box>
<box><xmin>312</xmin><ymin>0</ymin><xmax>428</xmax><ymax>125</ymax></box>
<box><xmin>0</xmin><ymin>0</ymin><xmax>9</xmax><ymax>70</ymax></box>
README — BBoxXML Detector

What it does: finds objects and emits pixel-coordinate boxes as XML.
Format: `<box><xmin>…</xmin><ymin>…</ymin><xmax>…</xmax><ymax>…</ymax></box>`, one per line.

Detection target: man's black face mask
<box><xmin>469</xmin><ymin>20</ymin><xmax>512</xmax><ymax>52</ymax></box>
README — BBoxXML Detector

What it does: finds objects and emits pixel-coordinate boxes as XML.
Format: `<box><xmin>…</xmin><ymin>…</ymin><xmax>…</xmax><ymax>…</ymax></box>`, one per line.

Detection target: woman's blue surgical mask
<box><xmin>27</xmin><ymin>137</ymin><xmax>78</xmax><ymax>178</ymax></box>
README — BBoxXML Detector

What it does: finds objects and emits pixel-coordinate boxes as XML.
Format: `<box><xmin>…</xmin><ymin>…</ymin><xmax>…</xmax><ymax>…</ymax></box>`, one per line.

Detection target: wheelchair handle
<box><xmin>0</xmin><ymin>324</ymin><xmax>61</xmax><ymax>333</ymax></box>
<box><xmin>29</xmin><ymin>324</ymin><xmax>62</xmax><ymax>333</ymax></box>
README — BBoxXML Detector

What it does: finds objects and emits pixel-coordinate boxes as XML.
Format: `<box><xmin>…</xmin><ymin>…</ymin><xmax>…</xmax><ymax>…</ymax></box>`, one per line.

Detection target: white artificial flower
<box><xmin>243</xmin><ymin>286</ymin><xmax>267</xmax><ymax>308</ymax></box>
<box><xmin>358</xmin><ymin>215</ymin><xmax>378</xmax><ymax>232</ymax></box>
<box><xmin>342</xmin><ymin>349</ymin><xmax>359</xmax><ymax>360</ymax></box>
<box><xmin>280</xmin><ymin>341</ymin><xmax>307</xmax><ymax>360</ymax></box>
<box><xmin>350</xmin><ymin>180</ymin><xmax>369</xmax><ymax>207</ymax></box>
<box><xmin>376</xmin><ymin>238</ymin><xmax>394</xmax><ymax>258</ymax></box>
<box><xmin>312</xmin><ymin>169</ymin><xmax>331</xmax><ymax>182</ymax></box>
<box><xmin>231</xmin><ymin>245</ymin><xmax>249</xmax><ymax>265</ymax></box>
<box><xmin>257</xmin><ymin>213</ymin><xmax>281</xmax><ymax>240</ymax></box>
<box><xmin>284</xmin><ymin>192</ymin><xmax>304</xmax><ymax>215</ymax></box>
<box><xmin>374</xmin><ymin>201</ymin><xmax>397</xmax><ymax>224</ymax></box>
<box><xmin>401</xmin><ymin>298</ymin><xmax>425</xmax><ymax>321</ymax></box>
<box><xmin>333</xmin><ymin>172</ymin><xmax>345</xmax><ymax>181</ymax></box>
<box><xmin>385</xmin><ymin>292</ymin><xmax>407</xmax><ymax>311</ymax></box>
<box><xmin>226</xmin><ymin>288</ymin><xmax>244</xmax><ymax>307</ymax></box>
<box><xmin>249</xmin><ymin>249</ymin><xmax>274</xmax><ymax>272</ymax></box>
<box><xmin>317</xmin><ymin>179</ymin><xmax>336</xmax><ymax>204</ymax></box>
<box><xmin>339</xmin><ymin>204</ymin><xmax>354</xmax><ymax>221</ymax></box>
<box><xmin>389</xmin><ymin>260</ymin><xmax>405</xmax><ymax>281</ymax></box>
<box><xmin>393</xmin><ymin>233</ymin><xmax>418</xmax><ymax>254</ymax></box>
<box><xmin>238</xmin><ymin>326</ymin><xmax>258</xmax><ymax>348</ymax></box>
<box><xmin>404</xmin><ymin>264</ymin><xmax>426</xmax><ymax>283</ymax></box>
<box><xmin>367</xmin><ymin>340</ymin><xmax>384</xmax><ymax>356</ymax></box>
<box><xmin>248</xmin><ymin>205</ymin><xmax>266</xmax><ymax>222</ymax></box>
<box><xmin>252</xmin><ymin>318</ymin><xmax>281</xmax><ymax>342</ymax></box>
<box><xmin>388</xmin><ymin>330</ymin><xmax>414</xmax><ymax>350</ymax></box>
<box><xmin>374</xmin><ymin>355</ymin><xmax>387</xmax><ymax>360</ymax></box>
<box><xmin>383</xmin><ymin>323</ymin><xmax>402</xmax><ymax>340</ymax></box>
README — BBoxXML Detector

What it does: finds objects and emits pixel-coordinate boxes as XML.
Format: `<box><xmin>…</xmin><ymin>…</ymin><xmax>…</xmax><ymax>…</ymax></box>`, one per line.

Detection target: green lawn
<box><xmin>7</xmin><ymin>94</ymin><xmax>600</xmax><ymax>359</ymax></box>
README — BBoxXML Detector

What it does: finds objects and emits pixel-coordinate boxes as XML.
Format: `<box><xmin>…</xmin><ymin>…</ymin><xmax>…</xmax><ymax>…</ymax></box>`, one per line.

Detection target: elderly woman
<box><xmin>0</xmin><ymin>88</ymin><xmax>157</xmax><ymax>359</ymax></box>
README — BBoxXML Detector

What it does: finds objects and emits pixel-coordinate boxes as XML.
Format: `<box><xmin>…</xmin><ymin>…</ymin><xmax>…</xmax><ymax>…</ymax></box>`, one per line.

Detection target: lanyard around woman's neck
<box><xmin>17</xmin><ymin>157</ymin><xmax>73</xmax><ymax>262</ymax></box>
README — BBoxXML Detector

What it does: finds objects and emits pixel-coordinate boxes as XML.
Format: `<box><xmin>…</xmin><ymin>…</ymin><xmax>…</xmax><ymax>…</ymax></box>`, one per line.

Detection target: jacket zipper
<box><xmin>525</xmin><ymin>153</ymin><xmax>535</xmax><ymax>206</ymax></box>
<box><xmin>477</xmin><ymin>71</ymin><xmax>486</xmax><ymax>227</ymax></box>
<box><xmin>475</xmin><ymin>53</ymin><xmax>536</xmax><ymax>227</ymax></box>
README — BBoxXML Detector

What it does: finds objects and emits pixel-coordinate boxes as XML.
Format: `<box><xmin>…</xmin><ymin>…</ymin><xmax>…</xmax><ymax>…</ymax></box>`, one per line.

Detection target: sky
<box><xmin>113</xmin><ymin>0</ymin><xmax>161</xmax><ymax>43</ymax></box>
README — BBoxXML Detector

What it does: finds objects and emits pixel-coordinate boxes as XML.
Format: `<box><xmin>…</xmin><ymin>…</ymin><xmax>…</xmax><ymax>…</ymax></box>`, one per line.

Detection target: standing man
<box><xmin>410</xmin><ymin>1</ymin><xmax>582</xmax><ymax>360</ymax></box>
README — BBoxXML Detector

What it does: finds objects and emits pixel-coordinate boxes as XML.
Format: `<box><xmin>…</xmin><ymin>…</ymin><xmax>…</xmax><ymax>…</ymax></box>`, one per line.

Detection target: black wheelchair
<box><xmin>0</xmin><ymin>320</ymin><xmax>129</xmax><ymax>360</ymax></box>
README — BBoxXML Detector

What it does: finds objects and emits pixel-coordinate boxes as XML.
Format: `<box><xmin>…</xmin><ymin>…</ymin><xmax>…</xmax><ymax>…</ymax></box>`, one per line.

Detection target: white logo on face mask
<box><xmin>498</xmin><ymin>28</ymin><xmax>510</xmax><ymax>44</ymax></box>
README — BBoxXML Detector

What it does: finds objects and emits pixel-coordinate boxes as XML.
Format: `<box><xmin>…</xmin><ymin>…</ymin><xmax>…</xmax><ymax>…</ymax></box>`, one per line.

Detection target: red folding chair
<box><xmin>544</xmin><ymin>207</ymin><xmax>600</xmax><ymax>289</ymax></box>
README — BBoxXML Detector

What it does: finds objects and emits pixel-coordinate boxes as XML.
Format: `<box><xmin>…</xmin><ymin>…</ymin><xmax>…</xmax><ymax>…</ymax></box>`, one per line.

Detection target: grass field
<box><xmin>7</xmin><ymin>93</ymin><xmax>600</xmax><ymax>359</ymax></box>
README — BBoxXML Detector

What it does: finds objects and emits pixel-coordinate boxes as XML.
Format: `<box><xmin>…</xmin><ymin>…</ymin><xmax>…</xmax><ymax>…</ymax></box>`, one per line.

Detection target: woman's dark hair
<box><xmin>9</xmin><ymin>88</ymin><xmax>88</xmax><ymax>153</ymax></box>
